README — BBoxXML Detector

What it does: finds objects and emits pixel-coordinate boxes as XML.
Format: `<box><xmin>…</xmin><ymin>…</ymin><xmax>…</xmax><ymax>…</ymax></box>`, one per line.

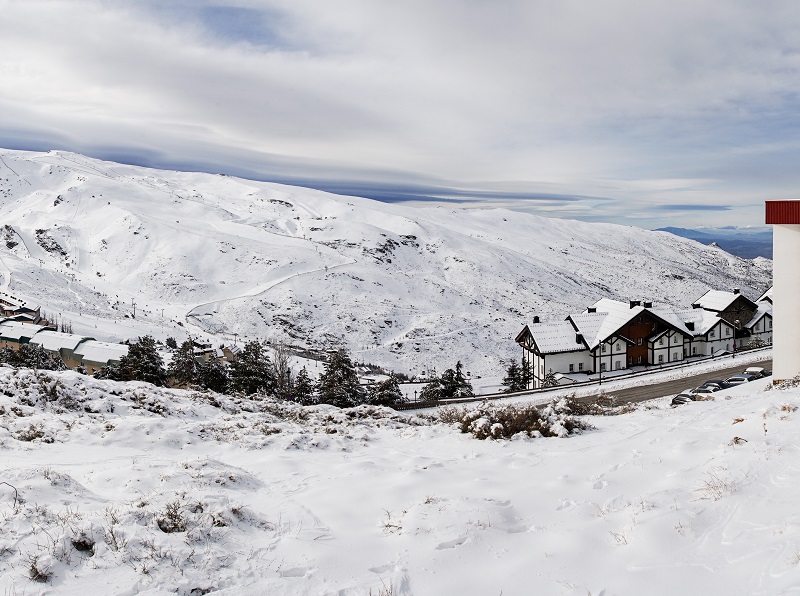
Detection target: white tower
<box><xmin>766</xmin><ymin>201</ymin><xmax>800</xmax><ymax>382</ymax></box>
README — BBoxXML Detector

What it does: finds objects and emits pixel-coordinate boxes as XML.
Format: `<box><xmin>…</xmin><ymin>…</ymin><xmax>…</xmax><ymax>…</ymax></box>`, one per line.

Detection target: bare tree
<box><xmin>271</xmin><ymin>342</ymin><xmax>293</xmax><ymax>400</ymax></box>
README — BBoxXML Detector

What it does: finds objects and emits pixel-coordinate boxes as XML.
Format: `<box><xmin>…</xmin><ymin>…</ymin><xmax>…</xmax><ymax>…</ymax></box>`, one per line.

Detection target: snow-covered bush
<box><xmin>451</xmin><ymin>398</ymin><xmax>594</xmax><ymax>440</ymax></box>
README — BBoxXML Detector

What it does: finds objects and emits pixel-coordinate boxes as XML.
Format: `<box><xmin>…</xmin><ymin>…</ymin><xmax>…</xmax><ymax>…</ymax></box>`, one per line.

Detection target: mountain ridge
<box><xmin>0</xmin><ymin>149</ymin><xmax>772</xmax><ymax>376</ymax></box>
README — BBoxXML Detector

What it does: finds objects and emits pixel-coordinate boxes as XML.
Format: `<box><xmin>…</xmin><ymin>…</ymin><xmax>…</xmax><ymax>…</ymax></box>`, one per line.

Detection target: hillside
<box><xmin>0</xmin><ymin>149</ymin><xmax>772</xmax><ymax>376</ymax></box>
<box><xmin>0</xmin><ymin>366</ymin><xmax>797</xmax><ymax>595</ymax></box>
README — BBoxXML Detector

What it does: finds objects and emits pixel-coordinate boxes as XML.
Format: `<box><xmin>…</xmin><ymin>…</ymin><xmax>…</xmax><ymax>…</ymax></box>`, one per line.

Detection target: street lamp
<box><xmin>733</xmin><ymin>319</ymin><xmax>740</xmax><ymax>357</ymax></box>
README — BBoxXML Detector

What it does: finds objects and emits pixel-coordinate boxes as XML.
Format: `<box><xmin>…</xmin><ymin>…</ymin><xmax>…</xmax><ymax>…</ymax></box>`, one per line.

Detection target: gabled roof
<box><xmin>525</xmin><ymin>320</ymin><xmax>587</xmax><ymax>354</ymax></box>
<box><xmin>567</xmin><ymin>312</ymin><xmax>609</xmax><ymax>349</ymax></box>
<box><xmin>757</xmin><ymin>286</ymin><xmax>773</xmax><ymax>304</ymax></box>
<box><xmin>695</xmin><ymin>290</ymin><xmax>757</xmax><ymax>313</ymax></box>
<box><xmin>744</xmin><ymin>302</ymin><xmax>772</xmax><ymax>330</ymax></box>
<box><xmin>586</xmin><ymin>298</ymin><xmax>690</xmax><ymax>347</ymax></box>
<box><xmin>672</xmin><ymin>308</ymin><xmax>726</xmax><ymax>336</ymax></box>
<box><xmin>30</xmin><ymin>330</ymin><xmax>91</xmax><ymax>352</ymax></box>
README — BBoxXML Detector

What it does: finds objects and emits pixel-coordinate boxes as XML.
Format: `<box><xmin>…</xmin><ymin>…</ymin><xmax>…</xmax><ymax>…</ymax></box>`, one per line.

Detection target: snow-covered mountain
<box><xmin>0</xmin><ymin>149</ymin><xmax>771</xmax><ymax>376</ymax></box>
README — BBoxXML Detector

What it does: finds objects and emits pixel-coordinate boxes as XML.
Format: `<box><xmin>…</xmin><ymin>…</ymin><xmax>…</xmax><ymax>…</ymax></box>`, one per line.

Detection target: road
<box><xmin>588</xmin><ymin>357</ymin><xmax>773</xmax><ymax>404</ymax></box>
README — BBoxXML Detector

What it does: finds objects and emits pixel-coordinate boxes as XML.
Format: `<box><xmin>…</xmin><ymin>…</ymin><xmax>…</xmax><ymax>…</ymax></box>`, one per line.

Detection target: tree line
<box><xmin>94</xmin><ymin>336</ymin><xmax>409</xmax><ymax>407</ymax></box>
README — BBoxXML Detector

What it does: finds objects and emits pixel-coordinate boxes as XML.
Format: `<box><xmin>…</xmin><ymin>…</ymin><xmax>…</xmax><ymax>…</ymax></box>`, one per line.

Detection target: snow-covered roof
<box><xmin>744</xmin><ymin>302</ymin><xmax>772</xmax><ymax>329</ymax></box>
<box><xmin>0</xmin><ymin>321</ymin><xmax>44</xmax><ymax>341</ymax></box>
<box><xmin>74</xmin><ymin>340</ymin><xmax>129</xmax><ymax>364</ymax></box>
<box><xmin>672</xmin><ymin>308</ymin><xmax>724</xmax><ymax>336</ymax></box>
<box><xmin>0</xmin><ymin>292</ymin><xmax>38</xmax><ymax>311</ymax></box>
<box><xmin>567</xmin><ymin>312</ymin><xmax>609</xmax><ymax>349</ymax></box>
<box><xmin>694</xmin><ymin>290</ymin><xmax>754</xmax><ymax>312</ymax></box>
<box><xmin>585</xmin><ymin>298</ymin><xmax>645</xmax><ymax>348</ymax></box>
<box><xmin>757</xmin><ymin>286</ymin><xmax>773</xmax><ymax>304</ymax></box>
<box><xmin>527</xmin><ymin>321</ymin><xmax>586</xmax><ymax>354</ymax></box>
<box><xmin>30</xmin><ymin>330</ymin><xmax>91</xmax><ymax>352</ymax></box>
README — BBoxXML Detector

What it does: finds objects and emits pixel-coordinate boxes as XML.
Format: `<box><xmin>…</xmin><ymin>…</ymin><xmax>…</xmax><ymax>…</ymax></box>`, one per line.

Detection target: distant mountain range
<box><xmin>656</xmin><ymin>226</ymin><xmax>772</xmax><ymax>259</ymax></box>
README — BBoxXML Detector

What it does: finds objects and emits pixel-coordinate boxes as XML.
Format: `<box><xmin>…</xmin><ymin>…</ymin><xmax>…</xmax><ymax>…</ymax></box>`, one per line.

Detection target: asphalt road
<box><xmin>590</xmin><ymin>357</ymin><xmax>773</xmax><ymax>404</ymax></box>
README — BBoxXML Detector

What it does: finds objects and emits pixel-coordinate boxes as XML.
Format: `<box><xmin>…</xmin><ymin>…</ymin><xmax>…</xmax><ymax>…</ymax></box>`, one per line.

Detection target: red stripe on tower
<box><xmin>766</xmin><ymin>200</ymin><xmax>800</xmax><ymax>224</ymax></box>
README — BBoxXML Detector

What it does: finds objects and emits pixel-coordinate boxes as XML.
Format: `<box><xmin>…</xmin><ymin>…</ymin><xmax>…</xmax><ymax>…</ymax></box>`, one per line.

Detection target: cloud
<box><xmin>0</xmin><ymin>0</ymin><xmax>799</xmax><ymax>228</ymax></box>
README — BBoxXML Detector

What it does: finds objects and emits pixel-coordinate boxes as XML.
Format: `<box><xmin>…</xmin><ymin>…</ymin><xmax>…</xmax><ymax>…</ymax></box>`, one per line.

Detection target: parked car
<box><xmin>744</xmin><ymin>367</ymin><xmax>771</xmax><ymax>378</ymax></box>
<box><xmin>672</xmin><ymin>389</ymin><xmax>696</xmax><ymax>406</ymax></box>
<box><xmin>725</xmin><ymin>374</ymin><xmax>756</xmax><ymax>386</ymax></box>
<box><xmin>691</xmin><ymin>385</ymin><xmax>720</xmax><ymax>394</ymax></box>
<box><xmin>699</xmin><ymin>379</ymin><xmax>731</xmax><ymax>390</ymax></box>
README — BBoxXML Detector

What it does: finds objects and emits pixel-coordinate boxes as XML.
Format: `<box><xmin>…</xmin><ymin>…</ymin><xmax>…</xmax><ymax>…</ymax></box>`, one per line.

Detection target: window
<box><xmin>710</xmin><ymin>330</ymin><xmax>715</xmax><ymax>339</ymax></box>
<box><xmin>726</xmin><ymin>344</ymin><xmax>730</xmax><ymax>351</ymax></box>
<box><xmin>600</xmin><ymin>363</ymin><xmax>607</xmax><ymax>372</ymax></box>
<box><xmin>658</xmin><ymin>338</ymin><xmax>663</xmax><ymax>346</ymax></box>
<box><xmin>725</xmin><ymin>327</ymin><xmax>730</xmax><ymax>336</ymax></box>
<box><xmin>673</xmin><ymin>352</ymin><xmax>679</xmax><ymax>360</ymax></box>
<box><xmin>637</xmin><ymin>356</ymin><xmax>642</xmax><ymax>364</ymax></box>
<box><xmin>578</xmin><ymin>362</ymin><xmax>583</xmax><ymax>371</ymax></box>
<box><xmin>569</xmin><ymin>364</ymin><xmax>574</xmax><ymax>372</ymax></box>
<box><xmin>658</xmin><ymin>354</ymin><xmax>663</xmax><ymax>363</ymax></box>
<box><xmin>692</xmin><ymin>346</ymin><xmax>696</xmax><ymax>355</ymax></box>
<box><xmin>615</xmin><ymin>361</ymin><xmax>621</xmax><ymax>370</ymax></box>
<box><xmin>769</xmin><ymin>319</ymin><xmax>773</xmax><ymax>329</ymax></box>
<box><xmin>601</xmin><ymin>344</ymin><xmax>607</xmax><ymax>353</ymax></box>
<box><xmin>637</xmin><ymin>337</ymin><xmax>642</xmax><ymax>346</ymax></box>
<box><xmin>628</xmin><ymin>356</ymin><xmax>633</xmax><ymax>365</ymax></box>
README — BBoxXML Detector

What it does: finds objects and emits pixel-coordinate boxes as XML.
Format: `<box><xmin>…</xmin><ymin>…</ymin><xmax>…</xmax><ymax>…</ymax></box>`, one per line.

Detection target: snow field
<box><xmin>0</xmin><ymin>367</ymin><xmax>799</xmax><ymax>594</ymax></box>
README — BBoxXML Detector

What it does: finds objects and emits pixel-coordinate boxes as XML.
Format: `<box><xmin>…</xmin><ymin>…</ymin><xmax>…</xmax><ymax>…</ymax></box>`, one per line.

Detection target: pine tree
<box><xmin>316</xmin><ymin>349</ymin><xmax>365</xmax><ymax>407</ymax></box>
<box><xmin>117</xmin><ymin>336</ymin><xmax>167</xmax><ymax>386</ymax></box>
<box><xmin>542</xmin><ymin>369</ymin><xmax>559</xmax><ymax>388</ymax></box>
<box><xmin>292</xmin><ymin>367</ymin><xmax>315</xmax><ymax>405</ymax></box>
<box><xmin>168</xmin><ymin>340</ymin><xmax>200</xmax><ymax>387</ymax></box>
<box><xmin>165</xmin><ymin>337</ymin><xmax>178</xmax><ymax>350</ymax></box>
<box><xmin>228</xmin><ymin>340</ymin><xmax>276</xmax><ymax>396</ymax></box>
<box><xmin>418</xmin><ymin>377</ymin><xmax>444</xmax><ymax>402</ymax></box>
<box><xmin>502</xmin><ymin>360</ymin><xmax>522</xmax><ymax>393</ymax></box>
<box><xmin>440</xmin><ymin>361</ymin><xmax>473</xmax><ymax>399</ymax></box>
<box><xmin>368</xmin><ymin>375</ymin><xmax>406</xmax><ymax>406</ymax></box>
<box><xmin>14</xmin><ymin>344</ymin><xmax>65</xmax><ymax>371</ymax></box>
<box><xmin>198</xmin><ymin>358</ymin><xmax>229</xmax><ymax>393</ymax></box>
<box><xmin>521</xmin><ymin>358</ymin><xmax>533</xmax><ymax>390</ymax></box>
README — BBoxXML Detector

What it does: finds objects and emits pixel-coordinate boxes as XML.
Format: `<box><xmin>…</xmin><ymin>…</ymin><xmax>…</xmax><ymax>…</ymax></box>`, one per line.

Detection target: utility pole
<box><xmin>132</xmin><ymin>298</ymin><xmax>136</xmax><ymax>318</ymax></box>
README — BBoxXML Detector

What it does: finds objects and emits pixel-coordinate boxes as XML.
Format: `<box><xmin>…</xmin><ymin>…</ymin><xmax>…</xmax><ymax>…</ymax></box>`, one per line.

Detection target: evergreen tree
<box><xmin>198</xmin><ymin>358</ymin><xmax>229</xmax><ymax>393</ymax></box>
<box><xmin>228</xmin><ymin>340</ymin><xmax>276</xmax><ymax>396</ymax></box>
<box><xmin>418</xmin><ymin>377</ymin><xmax>444</xmax><ymax>402</ymax></box>
<box><xmin>168</xmin><ymin>340</ymin><xmax>200</xmax><ymax>387</ymax></box>
<box><xmin>502</xmin><ymin>360</ymin><xmax>523</xmax><ymax>393</ymax></box>
<box><xmin>165</xmin><ymin>337</ymin><xmax>178</xmax><ymax>350</ymax></box>
<box><xmin>292</xmin><ymin>367</ymin><xmax>315</xmax><ymax>405</ymax></box>
<box><xmin>368</xmin><ymin>375</ymin><xmax>406</xmax><ymax>406</ymax></box>
<box><xmin>14</xmin><ymin>344</ymin><xmax>65</xmax><ymax>371</ymax></box>
<box><xmin>117</xmin><ymin>336</ymin><xmax>167</xmax><ymax>386</ymax></box>
<box><xmin>542</xmin><ymin>369</ymin><xmax>559</xmax><ymax>388</ymax></box>
<box><xmin>439</xmin><ymin>361</ymin><xmax>473</xmax><ymax>399</ymax></box>
<box><xmin>316</xmin><ymin>349</ymin><xmax>365</xmax><ymax>407</ymax></box>
<box><xmin>521</xmin><ymin>358</ymin><xmax>533</xmax><ymax>390</ymax></box>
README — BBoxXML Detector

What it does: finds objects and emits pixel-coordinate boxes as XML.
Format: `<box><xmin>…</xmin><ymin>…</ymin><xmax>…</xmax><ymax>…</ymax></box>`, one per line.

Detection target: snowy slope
<box><xmin>0</xmin><ymin>149</ymin><xmax>771</xmax><ymax>376</ymax></box>
<box><xmin>0</xmin><ymin>367</ymin><xmax>799</xmax><ymax>595</ymax></box>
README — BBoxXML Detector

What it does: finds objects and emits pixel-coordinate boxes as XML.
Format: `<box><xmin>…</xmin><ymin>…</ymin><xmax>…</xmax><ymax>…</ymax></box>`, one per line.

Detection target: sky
<box><xmin>1</xmin><ymin>0</ymin><xmax>799</xmax><ymax>229</ymax></box>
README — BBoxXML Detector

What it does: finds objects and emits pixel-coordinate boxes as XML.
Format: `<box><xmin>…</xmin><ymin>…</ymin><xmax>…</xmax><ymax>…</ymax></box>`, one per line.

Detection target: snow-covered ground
<box><xmin>0</xmin><ymin>149</ymin><xmax>772</xmax><ymax>378</ymax></box>
<box><xmin>1</xmin><ymin>367</ymin><xmax>799</xmax><ymax>595</ymax></box>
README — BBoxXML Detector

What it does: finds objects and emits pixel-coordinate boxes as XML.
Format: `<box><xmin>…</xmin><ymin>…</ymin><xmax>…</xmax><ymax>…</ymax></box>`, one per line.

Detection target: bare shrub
<box><xmin>695</xmin><ymin>471</ymin><xmax>736</xmax><ymax>501</ymax></box>
<box><xmin>14</xmin><ymin>423</ymin><xmax>45</xmax><ymax>442</ymax></box>
<box><xmin>157</xmin><ymin>500</ymin><xmax>187</xmax><ymax>533</ymax></box>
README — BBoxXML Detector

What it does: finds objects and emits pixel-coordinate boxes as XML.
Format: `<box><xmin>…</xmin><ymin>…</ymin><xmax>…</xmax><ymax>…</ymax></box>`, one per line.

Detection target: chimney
<box><xmin>686</xmin><ymin>322</ymin><xmax>695</xmax><ymax>331</ymax></box>
<box><xmin>733</xmin><ymin>288</ymin><xmax>740</xmax><ymax>295</ymax></box>
<box><xmin>643</xmin><ymin>301</ymin><xmax>653</xmax><ymax>308</ymax></box>
<box><xmin>587</xmin><ymin>307</ymin><xmax>596</xmax><ymax>313</ymax></box>
<box><xmin>629</xmin><ymin>300</ymin><xmax>641</xmax><ymax>309</ymax></box>
<box><xmin>692</xmin><ymin>303</ymin><xmax>701</xmax><ymax>309</ymax></box>
<box><xmin>532</xmin><ymin>316</ymin><xmax>540</xmax><ymax>324</ymax></box>
<box><xmin>576</xmin><ymin>333</ymin><xmax>583</xmax><ymax>344</ymax></box>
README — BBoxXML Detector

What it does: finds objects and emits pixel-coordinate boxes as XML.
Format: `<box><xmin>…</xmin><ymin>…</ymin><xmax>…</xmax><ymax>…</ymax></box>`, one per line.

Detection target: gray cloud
<box><xmin>1</xmin><ymin>0</ymin><xmax>799</xmax><ymax>228</ymax></box>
